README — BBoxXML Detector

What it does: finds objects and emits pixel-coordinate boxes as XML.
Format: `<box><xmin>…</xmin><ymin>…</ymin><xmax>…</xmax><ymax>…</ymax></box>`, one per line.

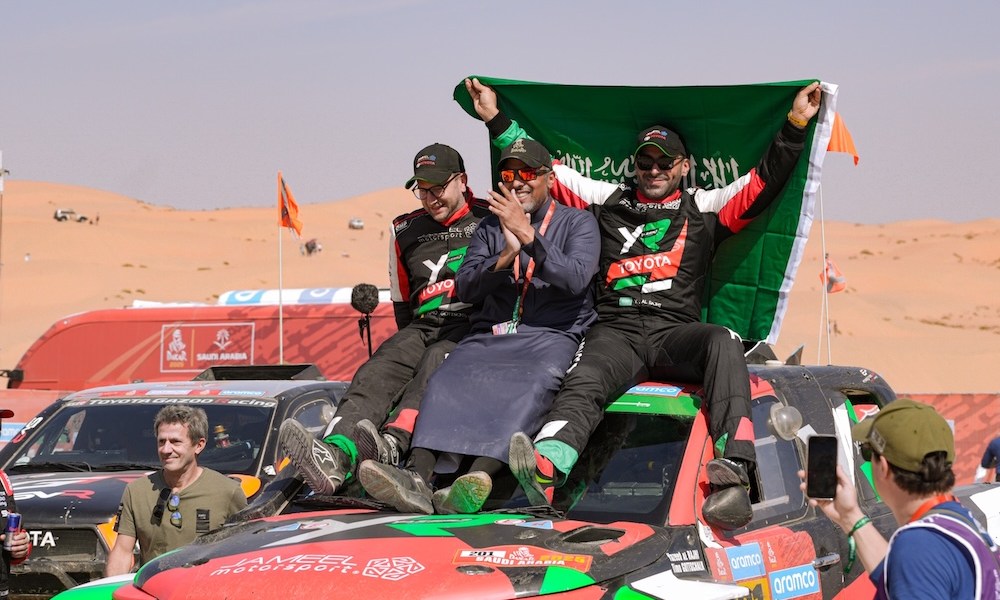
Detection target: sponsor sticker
<box><xmin>768</xmin><ymin>564</ymin><xmax>820</xmax><ymax>600</ymax></box>
<box><xmin>210</xmin><ymin>554</ymin><xmax>424</xmax><ymax>581</ymax></box>
<box><xmin>726</xmin><ymin>543</ymin><xmax>766</xmax><ymax>580</ymax></box>
<box><xmin>742</xmin><ymin>576</ymin><xmax>772</xmax><ymax>599</ymax></box>
<box><xmin>454</xmin><ymin>546</ymin><xmax>593</xmax><ymax>572</ymax></box>
<box><xmin>629</xmin><ymin>385</ymin><xmax>682</xmax><ymax>397</ymax></box>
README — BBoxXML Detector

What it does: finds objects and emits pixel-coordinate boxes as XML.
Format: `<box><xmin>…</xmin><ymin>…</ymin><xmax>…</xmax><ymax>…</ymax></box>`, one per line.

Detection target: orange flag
<box><xmin>277</xmin><ymin>171</ymin><xmax>302</xmax><ymax>237</ymax></box>
<box><xmin>827</xmin><ymin>112</ymin><xmax>859</xmax><ymax>165</ymax></box>
<box><xmin>820</xmin><ymin>254</ymin><xmax>846</xmax><ymax>293</ymax></box>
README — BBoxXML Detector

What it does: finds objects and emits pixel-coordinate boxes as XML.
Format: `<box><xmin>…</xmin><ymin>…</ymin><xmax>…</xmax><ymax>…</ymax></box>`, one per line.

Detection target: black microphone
<box><xmin>351</xmin><ymin>283</ymin><xmax>380</xmax><ymax>359</ymax></box>
<box><xmin>350</xmin><ymin>283</ymin><xmax>380</xmax><ymax>315</ymax></box>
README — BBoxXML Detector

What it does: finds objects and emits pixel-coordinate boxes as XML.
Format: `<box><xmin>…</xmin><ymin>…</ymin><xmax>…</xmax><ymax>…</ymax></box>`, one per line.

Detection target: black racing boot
<box><xmin>358</xmin><ymin>460</ymin><xmax>433</xmax><ymax>514</ymax></box>
<box><xmin>278</xmin><ymin>419</ymin><xmax>351</xmax><ymax>496</ymax></box>
<box><xmin>354</xmin><ymin>419</ymin><xmax>402</xmax><ymax>466</ymax></box>
<box><xmin>703</xmin><ymin>457</ymin><xmax>753</xmax><ymax>530</ymax></box>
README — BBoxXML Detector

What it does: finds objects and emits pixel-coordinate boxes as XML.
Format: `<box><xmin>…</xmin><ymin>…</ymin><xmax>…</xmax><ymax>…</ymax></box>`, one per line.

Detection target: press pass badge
<box><xmin>492</xmin><ymin>320</ymin><xmax>517</xmax><ymax>335</ymax></box>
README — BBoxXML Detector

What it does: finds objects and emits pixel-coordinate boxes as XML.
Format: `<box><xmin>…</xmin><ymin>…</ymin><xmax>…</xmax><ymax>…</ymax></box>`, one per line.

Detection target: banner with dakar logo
<box><xmin>453</xmin><ymin>76</ymin><xmax>840</xmax><ymax>343</ymax></box>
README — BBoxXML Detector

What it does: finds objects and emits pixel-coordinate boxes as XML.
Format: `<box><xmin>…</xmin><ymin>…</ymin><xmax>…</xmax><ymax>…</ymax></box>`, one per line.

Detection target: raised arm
<box><xmin>696</xmin><ymin>81</ymin><xmax>822</xmax><ymax>235</ymax></box>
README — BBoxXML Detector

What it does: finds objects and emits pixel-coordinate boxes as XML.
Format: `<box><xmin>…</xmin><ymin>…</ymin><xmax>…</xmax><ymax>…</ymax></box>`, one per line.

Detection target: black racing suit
<box><xmin>488</xmin><ymin>113</ymin><xmax>807</xmax><ymax>473</ymax></box>
<box><xmin>327</xmin><ymin>192</ymin><xmax>490</xmax><ymax>451</ymax></box>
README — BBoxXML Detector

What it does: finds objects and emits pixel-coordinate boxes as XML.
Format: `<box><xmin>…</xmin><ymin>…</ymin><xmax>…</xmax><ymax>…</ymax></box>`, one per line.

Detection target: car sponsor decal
<box><xmin>72</xmin><ymin>396</ymin><xmax>275</xmax><ymax>406</ymax></box>
<box><xmin>742</xmin><ymin>576</ymin><xmax>772</xmax><ymax>599</ymax></box>
<box><xmin>667</xmin><ymin>548</ymin><xmax>706</xmax><ymax>575</ymax></box>
<box><xmin>608</xmin><ymin>386</ymin><xmax>700</xmax><ymax>417</ymax></box>
<box><xmin>705</xmin><ymin>547</ymin><xmax>731</xmax><ymax>581</ymax></box>
<box><xmin>209</xmin><ymin>553</ymin><xmax>425</xmax><ymax>581</ymax></box>
<box><xmin>514</xmin><ymin>520</ymin><xmax>553</xmax><ymax>530</ymax></box>
<box><xmin>26</xmin><ymin>530</ymin><xmax>58</xmax><ymax>548</ymax></box>
<box><xmin>9</xmin><ymin>415</ymin><xmax>45</xmax><ymax>444</ymax></box>
<box><xmin>767</xmin><ymin>564</ymin><xmax>820</xmax><ymax>600</ymax></box>
<box><xmin>494</xmin><ymin>518</ymin><xmax>533</xmax><ymax>526</ymax></box>
<box><xmin>454</xmin><ymin>546</ymin><xmax>593</xmax><ymax>572</ymax></box>
<box><xmin>726</xmin><ymin>543</ymin><xmax>766</xmax><ymax>581</ymax></box>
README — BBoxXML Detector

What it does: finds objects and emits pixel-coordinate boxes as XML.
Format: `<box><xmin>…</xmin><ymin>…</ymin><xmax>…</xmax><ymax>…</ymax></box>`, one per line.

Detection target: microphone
<box><xmin>351</xmin><ymin>283</ymin><xmax>380</xmax><ymax>359</ymax></box>
<box><xmin>350</xmin><ymin>283</ymin><xmax>380</xmax><ymax>315</ymax></box>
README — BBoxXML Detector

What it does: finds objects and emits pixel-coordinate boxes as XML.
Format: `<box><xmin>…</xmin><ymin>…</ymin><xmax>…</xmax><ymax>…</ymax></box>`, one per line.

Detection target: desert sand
<box><xmin>0</xmin><ymin>181</ymin><xmax>997</xmax><ymax>395</ymax></box>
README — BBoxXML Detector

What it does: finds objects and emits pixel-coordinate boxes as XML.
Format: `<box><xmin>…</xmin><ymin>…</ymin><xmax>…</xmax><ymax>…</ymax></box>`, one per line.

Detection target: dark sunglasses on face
<box><xmin>412</xmin><ymin>173</ymin><xmax>460</xmax><ymax>200</ymax></box>
<box><xmin>635</xmin><ymin>154</ymin><xmax>681</xmax><ymax>172</ymax></box>
<box><xmin>499</xmin><ymin>167</ymin><xmax>550</xmax><ymax>183</ymax></box>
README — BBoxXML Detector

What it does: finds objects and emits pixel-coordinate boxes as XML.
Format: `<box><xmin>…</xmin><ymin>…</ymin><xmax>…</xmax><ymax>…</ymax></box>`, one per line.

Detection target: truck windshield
<box><xmin>7</xmin><ymin>401</ymin><xmax>273</xmax><ymax>475</ymax></box>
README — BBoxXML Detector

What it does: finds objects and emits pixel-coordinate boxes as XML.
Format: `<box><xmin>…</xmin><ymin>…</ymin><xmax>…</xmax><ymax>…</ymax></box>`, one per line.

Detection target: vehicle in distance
<box><xmin>53</xmin><ymin>209</ymin><xmax>88</xmax><ymax>223</ymax></box>
<box><xmin>1</xmin><ymin>364</ymin><xmax>347</xmax><ymax>599</ymax></box>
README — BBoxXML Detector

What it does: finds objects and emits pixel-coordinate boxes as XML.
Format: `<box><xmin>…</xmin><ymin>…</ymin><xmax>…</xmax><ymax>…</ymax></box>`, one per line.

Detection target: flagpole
<box><xmin>278</xmin><ymin>222</ymin><xmax>284</xmax><ymax>364</ymax></box>
<box><xmin>816</xmin><ymin>185</ymin><xmax>833</xmax><ymax>365</ymax></box>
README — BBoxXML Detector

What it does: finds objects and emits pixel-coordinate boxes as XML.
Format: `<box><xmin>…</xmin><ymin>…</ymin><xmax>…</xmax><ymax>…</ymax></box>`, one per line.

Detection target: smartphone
<box><xmin>806</xmin><ymin>435</ymin><xmax>838</xmax><ymax>500</ymax></box>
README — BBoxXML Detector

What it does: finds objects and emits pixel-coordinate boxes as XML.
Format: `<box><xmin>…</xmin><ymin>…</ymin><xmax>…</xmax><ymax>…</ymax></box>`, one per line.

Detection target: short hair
<box><xmin>153</xmin><ymin>405</ymin><xmax>208</xmax><ymax>443</ymax></box>
<box><xmin>879</xmin><ymin>449</ymin><xmax>955</xmax><ymax>495</ymax></box>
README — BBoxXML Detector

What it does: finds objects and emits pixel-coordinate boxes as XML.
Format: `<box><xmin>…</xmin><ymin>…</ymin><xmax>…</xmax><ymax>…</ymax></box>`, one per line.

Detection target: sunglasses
<box><xmin>635</xmin><ymin>154</ymin><xmax>682</xmax><ymax>172</ymax></box>
<box><xmin>499</xmin><ymin>167</ymin><xmax>550</xmax><ymax>183</ymax></box>
<box><xmin>859</xmin><ymin>442</ymin><xmax>875</xmax><ymax>462</ymax></box>
<box><xmin>154</xmin><ymin>490</ymin><xmax>183</xmax><ymax>529</ymax></box>
<box><xmin>167</xmin><ymin>493</ymin><xmax>182</xmax><ymax>528</ymax></box>
<box><xmin>412</xmin><ymin>173</ymin><xmax>460</xmax><ymax>200</ymax></box>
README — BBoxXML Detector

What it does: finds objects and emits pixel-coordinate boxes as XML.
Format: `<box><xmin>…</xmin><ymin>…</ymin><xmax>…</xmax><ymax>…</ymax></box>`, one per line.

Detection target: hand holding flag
<box><xmin>278</xmin><ymin>171</ymin><xmax>303</xmax><ymax>237</ymax></box>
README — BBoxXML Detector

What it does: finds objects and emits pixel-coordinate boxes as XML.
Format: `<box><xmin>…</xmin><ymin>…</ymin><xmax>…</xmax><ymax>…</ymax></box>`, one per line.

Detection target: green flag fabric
<box><xmin>453</xmin><ymin>76</ymin><xmax>839</xmax><ymax>343</ymax></box>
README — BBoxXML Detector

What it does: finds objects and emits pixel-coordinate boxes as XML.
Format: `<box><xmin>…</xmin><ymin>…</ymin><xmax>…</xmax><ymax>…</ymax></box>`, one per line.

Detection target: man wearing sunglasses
<box><xmin>106</xmin><ymin>406</ymin><xmax>247</xmax><ymax>575</ymax></box>
<box><xmin>279</xmin><ymin>144</ymin><xmax>492</xmax><ymax>498</ymax></box>
<box><xmin>802</xmin><ymin>399</ymin><xmax>1000</xmax><ymax>599</ymax></box>
<box><xmin>465</xmin><ymin>78</ymin><xmax>821</xmax><ymax>529</ymax></box>
<box><xmin>359</xmin><ymin>138</ymin><xmax>600</xmax><ymax>514</ymax></box>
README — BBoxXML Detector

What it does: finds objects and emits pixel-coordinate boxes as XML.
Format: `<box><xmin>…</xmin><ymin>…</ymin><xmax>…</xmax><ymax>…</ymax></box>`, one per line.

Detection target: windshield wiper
<box><xmin>10</xmin><ymin>461</ymin><xmax>93</xmax><ymax>473</ymax></box>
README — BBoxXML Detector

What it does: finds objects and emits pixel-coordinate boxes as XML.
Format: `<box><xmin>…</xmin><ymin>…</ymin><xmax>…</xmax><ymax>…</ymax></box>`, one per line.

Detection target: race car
<box><xmin>0</xmin><ymin>364</ymin><xmax>348</xmax><ymax>599</ymax></box>
<box><xmin>93</xmin><ymin>360</ymin><xmax>1000</xmax><ymax>600</ymax></box>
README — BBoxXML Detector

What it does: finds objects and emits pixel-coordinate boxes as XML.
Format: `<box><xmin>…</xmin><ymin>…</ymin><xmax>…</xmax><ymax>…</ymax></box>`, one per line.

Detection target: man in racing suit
<box><xmin>358</xmin><ymin>138</ymin><xmax>599</xmax><ymax>515</ymax></box>
<box><xmin>279</xmin><ymin>143</ymin><xmax>490</xmax><ymax>496</ymax></box>
<box><xmin>465</xmin><ymin>78</ymin><xmax>821</xmax><ymax>529</ymax></box>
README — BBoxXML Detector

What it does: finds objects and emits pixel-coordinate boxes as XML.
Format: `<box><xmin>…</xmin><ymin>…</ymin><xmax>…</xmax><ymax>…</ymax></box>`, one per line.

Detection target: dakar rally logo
<box><xmin>606</xmin><ymin>219</ymin><xmax>688</xmax><ymax>293</ymax></box>
<box><xmin>417</xmin><ymin>246</ymin><xmax>469</xmax><ymax>314</ymax></box>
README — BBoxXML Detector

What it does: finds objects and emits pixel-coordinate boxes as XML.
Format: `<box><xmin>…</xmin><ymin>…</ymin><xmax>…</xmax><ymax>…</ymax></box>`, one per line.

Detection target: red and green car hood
<box><xmin>124</xmin><ymin>510</ymin><xmax>677</xmax><ymax>599</ymax></box>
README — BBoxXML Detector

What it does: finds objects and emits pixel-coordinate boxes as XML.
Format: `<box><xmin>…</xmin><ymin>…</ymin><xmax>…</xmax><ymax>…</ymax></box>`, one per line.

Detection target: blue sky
<box><xmin>2</xmin><ymin>1</ymin><xmax>997</xmax><ymax>223</ymax></box>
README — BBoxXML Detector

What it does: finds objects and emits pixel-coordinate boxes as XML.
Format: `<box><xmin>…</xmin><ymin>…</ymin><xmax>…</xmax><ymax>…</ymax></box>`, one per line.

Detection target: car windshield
<box><xmin>510</xmin><ymin>410</ymin><xmax>692</xmax><ymax>525</ymax></box>
<box><xmin>7</xmin><ymin>401</ymin><xmax>274</xmax><ymax>475</ymax></box>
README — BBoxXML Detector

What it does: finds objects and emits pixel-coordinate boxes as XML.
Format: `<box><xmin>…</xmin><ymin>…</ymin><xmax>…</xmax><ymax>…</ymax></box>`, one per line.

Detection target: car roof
<box><xmin>61</xmin><ymin>377</ymin><xmax>343</xmax><ymax>402</ymax></box>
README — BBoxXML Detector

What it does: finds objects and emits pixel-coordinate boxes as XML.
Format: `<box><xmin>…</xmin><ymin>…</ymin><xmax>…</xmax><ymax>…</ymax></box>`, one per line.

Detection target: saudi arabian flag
<box><xmin>453</xmin><ymin>77</ymin><xmax>839</xmax><ymax>344</ymax></box>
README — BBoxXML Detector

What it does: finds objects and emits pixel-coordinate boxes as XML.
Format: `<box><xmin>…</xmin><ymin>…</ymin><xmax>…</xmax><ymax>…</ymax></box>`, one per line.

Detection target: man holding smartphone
<box><xmin>802</xmin><ymin>399</ymin><xmax>1000</xmax><ymax>599</ymax></box>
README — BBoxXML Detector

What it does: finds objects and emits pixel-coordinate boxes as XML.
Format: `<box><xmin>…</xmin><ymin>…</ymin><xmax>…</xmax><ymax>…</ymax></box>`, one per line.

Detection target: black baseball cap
<box><xmin>498</xmin><ymin>138</ymin><xmax>552</xmax><ymax>169</ymax></box>
<box><xmin>404</xmin><ymin>143</ymin><xmax>465</xmax><ymax>189</ymax></box>
<box><xmin>635</xmin><ymin>126</ymin><xmax>687</xmax><ymax>158</ymax></box>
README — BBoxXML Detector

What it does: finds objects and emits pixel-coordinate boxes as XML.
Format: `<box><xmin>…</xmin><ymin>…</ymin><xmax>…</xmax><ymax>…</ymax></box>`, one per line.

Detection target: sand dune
<box><xmin>0</xmin><ymin>181</ymin><xmax>997</xmax><ymax>393</ymax></box>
